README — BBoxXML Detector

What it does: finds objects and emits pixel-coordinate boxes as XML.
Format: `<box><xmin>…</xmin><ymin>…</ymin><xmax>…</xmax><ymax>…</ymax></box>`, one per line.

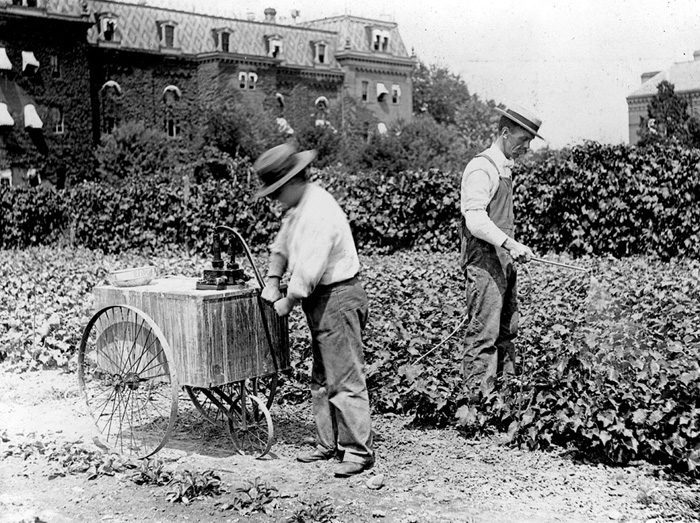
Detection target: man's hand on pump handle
<box><xmin>261</xmin><ymin>278</ymin><xmax>283</xmax><ymax>303</ymax></box>
<box><xmin>261</xmin><ymin>277</ymin><xmax>297</xmax><ymax>317</ymax></box>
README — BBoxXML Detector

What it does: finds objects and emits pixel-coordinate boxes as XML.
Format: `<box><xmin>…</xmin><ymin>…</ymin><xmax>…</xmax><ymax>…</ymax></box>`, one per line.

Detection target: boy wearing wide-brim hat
<box><xmin>459</xmin><ymin>104</ymin><xmax>543</xmax><ymax>402</ymax></box>
<box><xmin>254</xmin><ymin>143</ymin><xmax>375</xmax><ymax>478</ymax></box>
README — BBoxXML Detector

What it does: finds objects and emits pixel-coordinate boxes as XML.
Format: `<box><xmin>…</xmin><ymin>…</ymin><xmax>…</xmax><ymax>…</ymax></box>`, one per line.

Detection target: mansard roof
<box><xmin>301</xmin><ymin>15</ymin><xmax>410</xmax><ymax>58</ymax></box>
<box><xmin>2</xmin><ymin>0</ymin><xmax>91</xmax><ymax>23</ymax></box>
<box><xmin>85</xmin><ymin>0</ymin><xmax>342</xmax><ymax>70</ymax></box>
<box><xmin>628</xmin><ymin>56</ymin><xmax>700</xmax><ymax>99</ymax></box>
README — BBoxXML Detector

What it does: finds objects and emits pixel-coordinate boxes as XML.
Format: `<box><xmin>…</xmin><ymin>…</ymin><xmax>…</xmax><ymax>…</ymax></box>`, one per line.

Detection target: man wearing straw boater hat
<box><xmin>253</xmin><ymin>143</ymin><xmax>374</xmax><ymax>478</ymax></box>
<box><xmin>460</xmin><ymin>104</ymin><xmax>543</xmax><ymax>402</ymax></box>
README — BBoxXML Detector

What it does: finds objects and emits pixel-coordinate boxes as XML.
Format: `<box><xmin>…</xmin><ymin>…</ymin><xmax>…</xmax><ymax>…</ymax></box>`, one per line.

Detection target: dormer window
<box><xmin>313</xmin><ymin>41</ymin><xmax>328</xmax><ymax>65</ymax></box>
<box><xmin>104</xmin><ymin>20</ymin><xmax>116</xmax><ymax>41</ymax></box>
<box><xmin>157</xmin><ymin>20</ymin><xmax>178</xmax><ymax>49</ymax></box>
<box><xmin>370</xmin><ymin>28</ymin><xmax>390</xmax><ymax>52</ymax></box>
<box><xmin>97</xmin><ymin>14</ymin><xmax>121</xmax><ymax>43</ymax></box>
<box><xmin>238</xmin><ymin>71</ymin><xmax>258</xmax><ymax>90</ymax></box>
<box><xmin>266</xmin><ymin>35</ymin><xmax>283</xmax><ymax>59</ymax></box>
<box><xmin>213</xmin><ymin>28</ymin><xmax>234</xmax><ymax>53</ymax></box>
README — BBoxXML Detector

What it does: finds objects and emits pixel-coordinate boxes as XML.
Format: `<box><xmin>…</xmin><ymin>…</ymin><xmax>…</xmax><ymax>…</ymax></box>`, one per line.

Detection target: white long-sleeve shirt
<box><xmin>460</xmin><ymin>144</ymin><xmax>513</xmax><ymax>247</ymax></box>
<box><xmin>268</xmin><ymin>183</ymin><xmax>360</xmax><ymax>301</ymax></box>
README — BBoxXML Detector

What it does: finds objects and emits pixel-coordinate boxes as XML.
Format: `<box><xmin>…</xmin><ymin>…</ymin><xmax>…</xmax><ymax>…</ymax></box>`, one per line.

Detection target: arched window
<box><xmin>163</xmin><ymin>85</ymin><xmax>181</xmax><ymax>138</ymax></box>
<box><xmin>100</xmin><ymin>80</ymin><xmax>122</xmax><ymax>134</ymax></box>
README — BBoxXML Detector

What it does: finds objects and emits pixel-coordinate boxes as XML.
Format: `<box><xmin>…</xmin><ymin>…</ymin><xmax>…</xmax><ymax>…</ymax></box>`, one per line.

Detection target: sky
<box><xmin>126</xmin><ymin>0</ymin><xmax>700</xmax><ymax>149</ymax></box>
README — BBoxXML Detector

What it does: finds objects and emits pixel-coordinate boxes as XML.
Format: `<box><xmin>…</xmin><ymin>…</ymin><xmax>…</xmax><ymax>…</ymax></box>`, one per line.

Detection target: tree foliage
<box><xmin>638</xmin><ymin>80</ymin><xmax>700</xmax><ymax>148</ymax></box>
<box><xmin>412</xmin><ymin>60</ymin><xmax>502</xmax><ymax>162</ymax></box>
<box><xmin>412</xmin><ymin>62</ymin><xmax>472</xmax><ymax>125</ymax></box>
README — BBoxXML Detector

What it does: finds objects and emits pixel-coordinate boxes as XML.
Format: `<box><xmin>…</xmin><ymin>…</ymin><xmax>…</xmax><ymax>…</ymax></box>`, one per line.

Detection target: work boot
<box><xmin>296</xmin><ymin>448</ymin><xmax>336</xmax><ymax>463</ymax></box>
<box><xmin>334</xmin><ymin>459</ymin><xmax>373</xmax><ymax>478</ymax></box>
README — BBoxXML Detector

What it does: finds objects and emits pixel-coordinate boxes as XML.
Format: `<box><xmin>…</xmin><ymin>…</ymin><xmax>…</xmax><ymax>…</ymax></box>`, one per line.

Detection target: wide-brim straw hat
<box><xmin>495</xmin><ymin>104</ymin><xmax>544</xmax><ymax>140</ymax></box>
<box><xmin>252</xmin><ymin>143</ymin><xmax>317</xmax><ymax>200</ymax></box>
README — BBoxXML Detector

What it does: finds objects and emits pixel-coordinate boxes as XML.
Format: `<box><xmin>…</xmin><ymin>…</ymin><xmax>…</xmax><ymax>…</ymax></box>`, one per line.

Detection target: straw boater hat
<box><xmin>495</xmin><ymin>104</ymin><xmax>544</xmax><ymax>140</ymax></box>
<box><xmin>253</xmin><ymin>143</ymin><xmax>317</xmax><ymax>200</ymax></box>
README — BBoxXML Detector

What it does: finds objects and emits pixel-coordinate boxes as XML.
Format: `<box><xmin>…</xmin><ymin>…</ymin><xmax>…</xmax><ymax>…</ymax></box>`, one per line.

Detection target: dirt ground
<box><xmin>0</xmin><ymin>367</ymin><xmax>696</xmax><ymax>523</ymax></box>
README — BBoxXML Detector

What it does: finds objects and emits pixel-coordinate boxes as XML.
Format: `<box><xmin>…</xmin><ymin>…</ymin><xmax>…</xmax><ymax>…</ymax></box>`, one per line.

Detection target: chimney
<box><xmin>264</xmin><ymin>8</ymin><xmax>277</xmax><ymax>23</ymax></box>
<box><xmin>641</xmin><ymin>71</ymin><xmax>660</xmax><ymax>84</ymax></box>
<box><xmin>246</xmin><ymin>11</ymin><xmax>255</xmax><ymax>21</ymax></box>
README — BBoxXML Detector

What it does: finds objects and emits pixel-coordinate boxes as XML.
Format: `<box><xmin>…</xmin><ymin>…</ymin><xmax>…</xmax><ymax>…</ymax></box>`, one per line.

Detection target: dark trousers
<box><xmin>462</xmin><ymin>242</ymin><xmax>518</xmax><ymax>397</ymax></box>
<box><xmin>301</xmin><ymin>279</ymin><xmax>374</xmax><ymax>464</ymax></box>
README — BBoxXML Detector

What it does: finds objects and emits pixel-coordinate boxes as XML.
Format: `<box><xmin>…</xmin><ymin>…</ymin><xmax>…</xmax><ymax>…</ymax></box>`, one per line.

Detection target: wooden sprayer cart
<box><xmin>77</xmin><ymin>226</ymin><xmax>289</xmax><ymax>459</ymax></box>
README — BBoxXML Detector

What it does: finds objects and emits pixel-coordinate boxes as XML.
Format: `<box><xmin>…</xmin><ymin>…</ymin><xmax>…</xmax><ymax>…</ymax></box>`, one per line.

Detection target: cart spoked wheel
<box><xmin>78</xmin><ymin>305</ymin><xmax>179</xmax><ymax>459</ymax></box>
<box><xmin>184</xmin><ymin>385</ymin><xmax>238</xmax><ymax>426</ymax></box>
<box><xmin>226</xmin><ymin>384</ymin><xmax>274</xmax><ymax>458</ymax></box>
<box><xmin>248</xmin><ymin>374</ymin><xmax>278</xmax><ymax>410</ymax></box>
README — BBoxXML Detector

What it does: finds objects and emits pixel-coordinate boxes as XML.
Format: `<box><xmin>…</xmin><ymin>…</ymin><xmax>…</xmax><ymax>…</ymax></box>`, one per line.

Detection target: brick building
<box><xmin>627</xmin><ymin>50</ymin><xmax>700</xmax><ymax>145</ymax></box>
<box><xmin>0</xmin><ymin>0</ymin><xmax>416</xmax><ymax>186</ymax></box>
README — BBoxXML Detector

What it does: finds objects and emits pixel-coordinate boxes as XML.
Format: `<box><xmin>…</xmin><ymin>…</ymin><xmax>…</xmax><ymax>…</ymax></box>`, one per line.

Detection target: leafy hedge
<box><xmin>516</xmin><ymin>142</ymin><xmax>700</xmax><ymax>259</ymax></box>
<box><xmin>1</xmin><ymin>142</ymin><xmax>699</xmax><ymax>260</ymax></box>
<box><xmin>355</xmin><ymin>251</ymin><xmax>700</xmax><ymax>475</ymax></box>
<box><xmin>0</xmin><ymin>185</ymin><xmax>68</xmax><ymax>248</ymax></box>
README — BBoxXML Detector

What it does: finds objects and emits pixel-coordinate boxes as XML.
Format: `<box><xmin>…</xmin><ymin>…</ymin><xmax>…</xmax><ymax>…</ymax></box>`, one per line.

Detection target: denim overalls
<box><xmin>459</xmin><ymin>153</ymin><xmax>518</xmax><ymax>397</ymax></box>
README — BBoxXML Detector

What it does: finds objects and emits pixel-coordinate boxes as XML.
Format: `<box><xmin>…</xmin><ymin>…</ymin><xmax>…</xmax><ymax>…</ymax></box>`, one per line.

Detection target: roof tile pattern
<box><xmin>85</xmin><ymin>0</ymin><xmax>342</xmax><ymax>69</ymax></box>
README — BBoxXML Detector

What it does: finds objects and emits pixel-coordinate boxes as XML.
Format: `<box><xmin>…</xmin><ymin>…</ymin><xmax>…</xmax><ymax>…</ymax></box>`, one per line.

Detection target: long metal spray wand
<box><xmin>531</xmin><ymin>256</ymin><xmax>589</xmax><ymax>272</ymax></box>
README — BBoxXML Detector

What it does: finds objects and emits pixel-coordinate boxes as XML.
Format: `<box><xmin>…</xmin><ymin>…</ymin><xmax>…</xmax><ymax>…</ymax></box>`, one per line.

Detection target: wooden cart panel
<box><xmin>94</xmin><ymin>277</ymin><xmax>289</xmax><ymax>388</ymax></box>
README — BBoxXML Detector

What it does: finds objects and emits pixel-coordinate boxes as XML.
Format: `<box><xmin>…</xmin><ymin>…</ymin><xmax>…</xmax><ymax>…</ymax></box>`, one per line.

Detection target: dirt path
<box><xmin>0</xmin><ymin>368</ymin><xmax>692</xmax><ymax>523</ymax></box>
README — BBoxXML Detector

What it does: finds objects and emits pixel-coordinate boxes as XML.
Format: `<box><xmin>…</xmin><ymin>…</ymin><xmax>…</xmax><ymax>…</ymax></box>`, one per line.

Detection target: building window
<box><xmin>392</xmin><ymin>84</ymin><xmax>401</xmax><ymax>104</ymax></box>
<box><xmin>0</xmin><ymin>169</ymin><xmax>11</xmax><ymax>187</ymax></box>
<box><xmin>371</xmin><ymin>28</ymin><xmax>390</xmax><ymax>52</ymax></box>
<box><xmin>104</xmin><ymin>20</ymin><xmax>116</xmax><ymax>41</ymax></box>
<box><xmin>97</xmin><ymin>13</ymin><xmax>121</xmax><ymax>43</ymax></box>
<box><xmin>213</xmin><ymin>28</ymin><xmax>233</xmax><ymax>52</ymax></box>
<box><xmin>0</xmin><ymin>48</ymin><xmax>11</xmax><ymax>71</ymax></box>
<box><xmin>376</xmin><ymin>82</ymin><xmax>389</xmax><ymax>102</ymax></box>
<box><xmin>221</xmin><ymin>32</ymin><xmax>230</xmax><ymax>52</ymax></box>
<box><xmin>157</xmin><ymin>21</ymin><xmax>178</xmax><ymax>49</ymax></box>
<box><xmin>21</xmin><ymin>51</ymin><xmax>40</xmax><ymax>74</ymax></box>
<box><xmin>51</xmin><ymin>106</ymin><xmax>64</xmax><ymax>134</ymax></box>
<box><xmin>315</xmin><ymin>96</ymin><xmax>329</xmax><ymax>112</ymax></box>
<box><xmin>238</xmin><ymin>71</ymin><xmax>258</xmax><ymax>90</ymax></box>
<box><xmin>313</xmin><ymin>41</ymin><xmax>328</xmax><ymax>65</ymax></box>
<box><xmin>100</xmin><ymin>80</ymin><xmax>122</xmax><ymax>134</ymax></box>
<box><xmin>266</xmin><ymin>35</ymin><xmax>283</xmax><ymax>58</ymax></box>
<box><xmin>163</xmin><ymin>86</ymin><xmax>181</xmax><ymax>138</ymax></box>
<box><xmin>361</xmin><ymin>81</ymin><xmax>369</xmax><ymax>102</ymax></box>
<box><xmin>12</xmin><ymin>0</ymin><xmax>40</xmax><ymax>7</ymax></box>
<box><xmin>50</xmin><ymin>55</ymin><xmax>60</xmax><ymax>78</ymax></box>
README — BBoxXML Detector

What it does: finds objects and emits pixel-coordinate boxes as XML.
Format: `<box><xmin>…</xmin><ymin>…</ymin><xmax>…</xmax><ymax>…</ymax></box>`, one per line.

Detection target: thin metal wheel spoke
<box><xmin>135</xmin><ymin>350</ymin><xmax>167</xmax><ymax>378</ymax></box>
<box><xmin>79</xmin><ymin>305</ymin><xmax>178</xmax><ymax>459</ymax></box>
<box><xmin>92</xmin><ymin>383</ymin><xmax>119</xmax><ymax>422</ymax></box>
<box><xmin>124</xmin><ymin>323</ymin><xmax>154</xmax><ymax>376</ymax></box>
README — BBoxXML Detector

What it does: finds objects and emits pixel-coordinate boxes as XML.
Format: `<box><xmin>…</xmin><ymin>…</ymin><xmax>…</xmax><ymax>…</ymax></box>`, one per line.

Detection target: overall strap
<box><xmin>475</xmin><ymin>153</ymin><xmax>500</xmax><ymax>174</ymax></box>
